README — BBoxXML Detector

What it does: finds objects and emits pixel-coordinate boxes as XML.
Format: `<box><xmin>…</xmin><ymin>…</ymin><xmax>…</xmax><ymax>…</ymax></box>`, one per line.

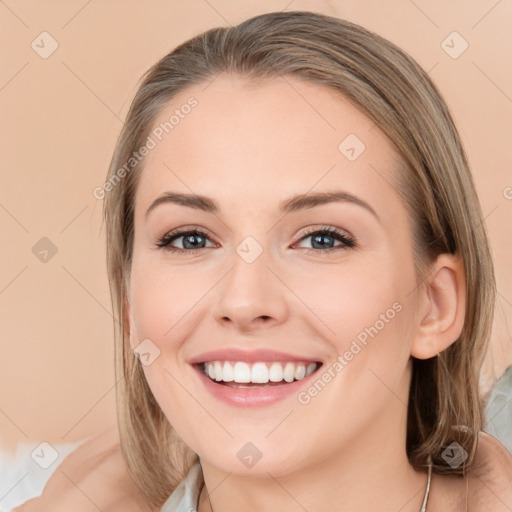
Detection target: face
<box><xmin>127</xmin><ymin>74</ymin><xmax>423</xmax><ymax>476</ymax></box>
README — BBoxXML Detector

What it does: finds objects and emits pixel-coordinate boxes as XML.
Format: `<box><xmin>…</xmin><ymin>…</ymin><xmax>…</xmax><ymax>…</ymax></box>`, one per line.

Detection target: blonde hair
<box><xmin>102</xmin><ymin>11</ymin><xmax>496</xmax><ymax>508</ymax></box>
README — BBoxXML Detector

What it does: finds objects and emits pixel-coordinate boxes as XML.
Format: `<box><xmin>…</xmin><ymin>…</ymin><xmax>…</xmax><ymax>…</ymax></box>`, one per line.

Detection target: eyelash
<box><xmin>155</xmin><ymin>225</ymin><xmax>356</xmax><ymax>255</ymax></box>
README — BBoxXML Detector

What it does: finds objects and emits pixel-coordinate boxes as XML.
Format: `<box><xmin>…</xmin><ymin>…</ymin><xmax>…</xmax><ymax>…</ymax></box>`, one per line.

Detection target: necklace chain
<box><xmin>204</xmin><ymin>456</ymin><xmax>432</xmax><ymax>512</ymax></box>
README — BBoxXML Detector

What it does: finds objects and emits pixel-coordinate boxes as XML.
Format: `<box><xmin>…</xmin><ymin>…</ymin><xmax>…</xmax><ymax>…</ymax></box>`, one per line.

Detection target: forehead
<box><xmin>135</xmin><ymin>74</ymin><xmax>405</xmax><ymax>219</ymax></box>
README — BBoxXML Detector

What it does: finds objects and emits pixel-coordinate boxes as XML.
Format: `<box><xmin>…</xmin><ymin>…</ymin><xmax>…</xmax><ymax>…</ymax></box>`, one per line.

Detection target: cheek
<box><xmin>129</xmin><ymin>257</ymin><xmax>215</xmax><ymax>348</ymax></box>
<box><xmin>298</xmin><ymin>251</ymin><xmax>417</xmax><ymax>399</ymax></box>
<box><xmin>129</xmin><ymin>261</ymin><xmax>210</xmax><ymax>433</ymax></box>
<box><xmin>296</xmin><ymin>256</ymin><xmax>410</xmax><ymax>348</ymax></box>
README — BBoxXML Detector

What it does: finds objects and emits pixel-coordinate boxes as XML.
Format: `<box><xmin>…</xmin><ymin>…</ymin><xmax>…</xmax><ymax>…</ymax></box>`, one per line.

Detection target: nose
<box><xmin>212</xmin><ymin>244</ymin><xmax>289</xmax><ymax>334</ymax></box>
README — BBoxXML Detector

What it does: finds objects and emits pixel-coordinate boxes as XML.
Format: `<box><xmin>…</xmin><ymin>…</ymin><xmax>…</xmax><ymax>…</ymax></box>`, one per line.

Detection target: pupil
<box><xmin>180</xmin><ymin>233</ymin><xmax>336</xmax><ymax>250</ymax></box>
<box><xmin>184</xmin><ymin>234</ymin><xmax>205</xmax><ymax>249</ymax></box>
<box><xmin>312</xmin><ymin>234</ymin><xmax>333</xmax><ymax>249</ymax></box>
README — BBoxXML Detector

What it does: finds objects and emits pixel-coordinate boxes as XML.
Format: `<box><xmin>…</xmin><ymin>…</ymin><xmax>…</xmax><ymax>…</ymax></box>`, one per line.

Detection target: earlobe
<box><xmin>411</xmin><ymin>253</ymin><xmax>466</xmax><ymax>360</ymax></box>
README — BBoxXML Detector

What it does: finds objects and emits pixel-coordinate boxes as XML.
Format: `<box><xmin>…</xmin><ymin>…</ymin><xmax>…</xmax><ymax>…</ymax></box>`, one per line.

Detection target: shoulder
<box><xmin>469</xmin><ymin>432</ymin><xmax>512</xmax><ymax>484</ymax></box>
<box><xmin>468</xmin><ymin>431</ymin><xmax>512</xmax><ymax>502</ymax></box>
<box><xmin>474</xmin><ymin>430</ymin><xmax>512</xmax><ymax>468</ymax></box>
<box><xmin>13</xmin><ymin>427</ymin><xmax>155</xmax><ymax>512</ymax></box>
<box><xmin>424</xmin><ymin>431</ymin><xmax>512</xmax><ymax>511</ymax></box>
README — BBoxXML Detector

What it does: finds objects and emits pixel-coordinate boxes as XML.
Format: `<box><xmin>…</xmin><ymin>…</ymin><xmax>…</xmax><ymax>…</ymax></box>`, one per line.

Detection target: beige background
<box><xmin>1</xmin><ymin>0</ymin><xmax>511</xmax><ymax>452</ymax></box>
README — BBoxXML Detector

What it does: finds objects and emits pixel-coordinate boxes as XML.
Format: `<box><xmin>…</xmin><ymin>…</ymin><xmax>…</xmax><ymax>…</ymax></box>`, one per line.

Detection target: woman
<box><xmin>15</xmin><ymin>10</ymin><xmax>512</xmax><ymax>512</ymax></box>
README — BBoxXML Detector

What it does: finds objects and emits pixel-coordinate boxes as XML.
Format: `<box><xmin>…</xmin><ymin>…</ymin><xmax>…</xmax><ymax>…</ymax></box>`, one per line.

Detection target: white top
<box><xmin>0</xmin><ymin>438</ymin><xmax>92</xmax><ymax>512</ymax></box>
<box><xmin>160</xmin><ymin>462</ymin><xmax>204</xmax><ymax>512</ymax></box>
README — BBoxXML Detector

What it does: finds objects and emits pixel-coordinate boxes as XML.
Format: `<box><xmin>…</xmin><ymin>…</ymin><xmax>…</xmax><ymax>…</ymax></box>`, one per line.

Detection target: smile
<box><xmin>201</xmin><ymin>360</ymin><xmax>319</xmax><ymax>386</ymax></box>
<box><xmin>190</xmin><ymin>359</ymin><xmax>323</xmax><ymax>407</ymax></box>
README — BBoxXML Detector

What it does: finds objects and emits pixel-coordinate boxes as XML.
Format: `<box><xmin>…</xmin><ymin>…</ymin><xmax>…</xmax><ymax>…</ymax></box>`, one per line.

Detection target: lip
<box><xmin>192</xmin><ymin>363</ymin><xmax>322</xmax><ymax>407</ymax></box>
<box><xmin>188</xmin><ymin>348</ymin><xmax>321</xmax><ymax>365</ymax></box>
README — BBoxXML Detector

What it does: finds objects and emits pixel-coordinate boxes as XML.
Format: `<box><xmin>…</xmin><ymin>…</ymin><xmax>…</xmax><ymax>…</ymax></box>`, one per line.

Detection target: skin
<box><xmin>15</xmin><ymin>75</ymin><xmax>512</xmax><ymax>512</ymax></box>
<box><xmin>12</xmin><ymin>426</ymin><xmax>153</xmax><ymax>512</ymax></box>
<box><xmin>126</xmin><ymin>74</ymin><xmax>467</xmax><ymax>512</ymax></box>
<box><xmin>12</xmin><ymin>430</ymin><xmax>512</xmax><ymax>511</ymax></box>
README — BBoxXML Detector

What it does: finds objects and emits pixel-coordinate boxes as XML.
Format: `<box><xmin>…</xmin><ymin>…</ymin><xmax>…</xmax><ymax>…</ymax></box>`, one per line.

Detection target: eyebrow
<box><xmin>145</xmin><ymin>190</ymin><xmax>379</xmax><ymax>221</ymax></box>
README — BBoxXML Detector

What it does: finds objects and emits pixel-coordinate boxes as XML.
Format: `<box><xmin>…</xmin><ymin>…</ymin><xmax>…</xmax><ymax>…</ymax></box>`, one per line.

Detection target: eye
<box><xmin>155</xmin><ymin>227</ymin><xmax>216</xmax><ymax>254</ymax></box>
<box><xmin>155</xmin><ymin>225</ymin><xmax>357</xmax><ymax>255</ymax></box>
<box><xmin>294</xmin><ymin>226</ymin><xmax>356</xmax><ymax>254</ymax></box>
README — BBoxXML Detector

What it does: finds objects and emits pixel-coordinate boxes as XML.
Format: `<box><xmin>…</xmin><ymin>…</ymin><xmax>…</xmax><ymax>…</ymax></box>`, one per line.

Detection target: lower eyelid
<box><xmin>157</xmin><ymin>230</ymin><xmax>214</xmax><ymax>249</ymax></box>
<box><xmin>297</xmin><ymin>229</ymin><xmax>355</xmax><ymax>247</ymax></box>
<box><xmin>156</xmin><ymin>224</ymin><xmax>356</xmax><ymax>249</ymax></box>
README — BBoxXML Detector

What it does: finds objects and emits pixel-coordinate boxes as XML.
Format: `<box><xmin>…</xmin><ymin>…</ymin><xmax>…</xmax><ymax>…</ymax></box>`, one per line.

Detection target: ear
<box><xmin>410</xmin><ymin>253</ymin><xmax>466</xmax><ymax>359</ymax></box>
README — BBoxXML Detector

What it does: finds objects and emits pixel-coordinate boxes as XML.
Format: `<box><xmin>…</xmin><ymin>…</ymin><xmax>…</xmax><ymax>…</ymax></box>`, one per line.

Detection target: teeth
<box><xmin>269</xmin><ymin>362</ymin><xmax>283</xmax><ymax>382</ymax></box>
<box><xmin>203</xmin><ymin>360</ymin><xmax>319</xmax><ymax>384</ymax></box>
<box><xmin>306</xmin><ymin>363</ymin><xmax>316</xmax><ymax>376</ymax></box>
<box><xmin>251</xmin><ymin>362</ymin><xmax>269</xmax><ymax>383</ymax></box>
<box><xmin>214</xmin><ymin>361</ymin><xmax>223</xmax><ymax>381</ymax></box>
<box><xmin>294</xmin><ymin>364</ymin><xmax>306</xmax><ymax>380</ymax></box>
<box><xmin>233</xmin><ymin>362</ymin><xmax>251</xmax><ymax>383</ymax></box>
<box><xmin>283</xmin><ymin>362</ymin><xmax>295</xmax><ymax>383</ymax></box>
<box><xmin>222</xmin><ymin>361</ymin><xmax>234</xmax><ymax>382</ymax></box>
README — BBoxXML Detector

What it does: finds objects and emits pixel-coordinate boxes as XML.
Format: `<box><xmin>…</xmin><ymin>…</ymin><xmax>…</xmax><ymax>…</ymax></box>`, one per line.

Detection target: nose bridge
<box><xmin>212</xmin><ymin>232</ymin><xmax>288</xmax><ymax>330</ymax></box>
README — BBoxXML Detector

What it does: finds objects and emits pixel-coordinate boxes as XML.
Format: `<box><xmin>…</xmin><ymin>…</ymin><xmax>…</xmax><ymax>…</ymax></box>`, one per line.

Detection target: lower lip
<box><xmin>192</xmin><ymin>364</ymin><xmax>321</xmax><ymax>407</ymax></box>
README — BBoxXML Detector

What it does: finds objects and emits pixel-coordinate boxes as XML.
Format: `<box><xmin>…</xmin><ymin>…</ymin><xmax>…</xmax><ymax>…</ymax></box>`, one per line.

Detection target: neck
<box><xmin>198</xmin><ymin>404</ymin><xmax>429</xmax><ymax>512</ymax></box>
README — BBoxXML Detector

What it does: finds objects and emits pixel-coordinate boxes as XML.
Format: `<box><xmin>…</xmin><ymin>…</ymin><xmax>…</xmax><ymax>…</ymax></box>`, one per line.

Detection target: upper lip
<box><xmin>188</xmin><ymin>348</ymin><xmax>322</xmax><ymax>365</ymax></box>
